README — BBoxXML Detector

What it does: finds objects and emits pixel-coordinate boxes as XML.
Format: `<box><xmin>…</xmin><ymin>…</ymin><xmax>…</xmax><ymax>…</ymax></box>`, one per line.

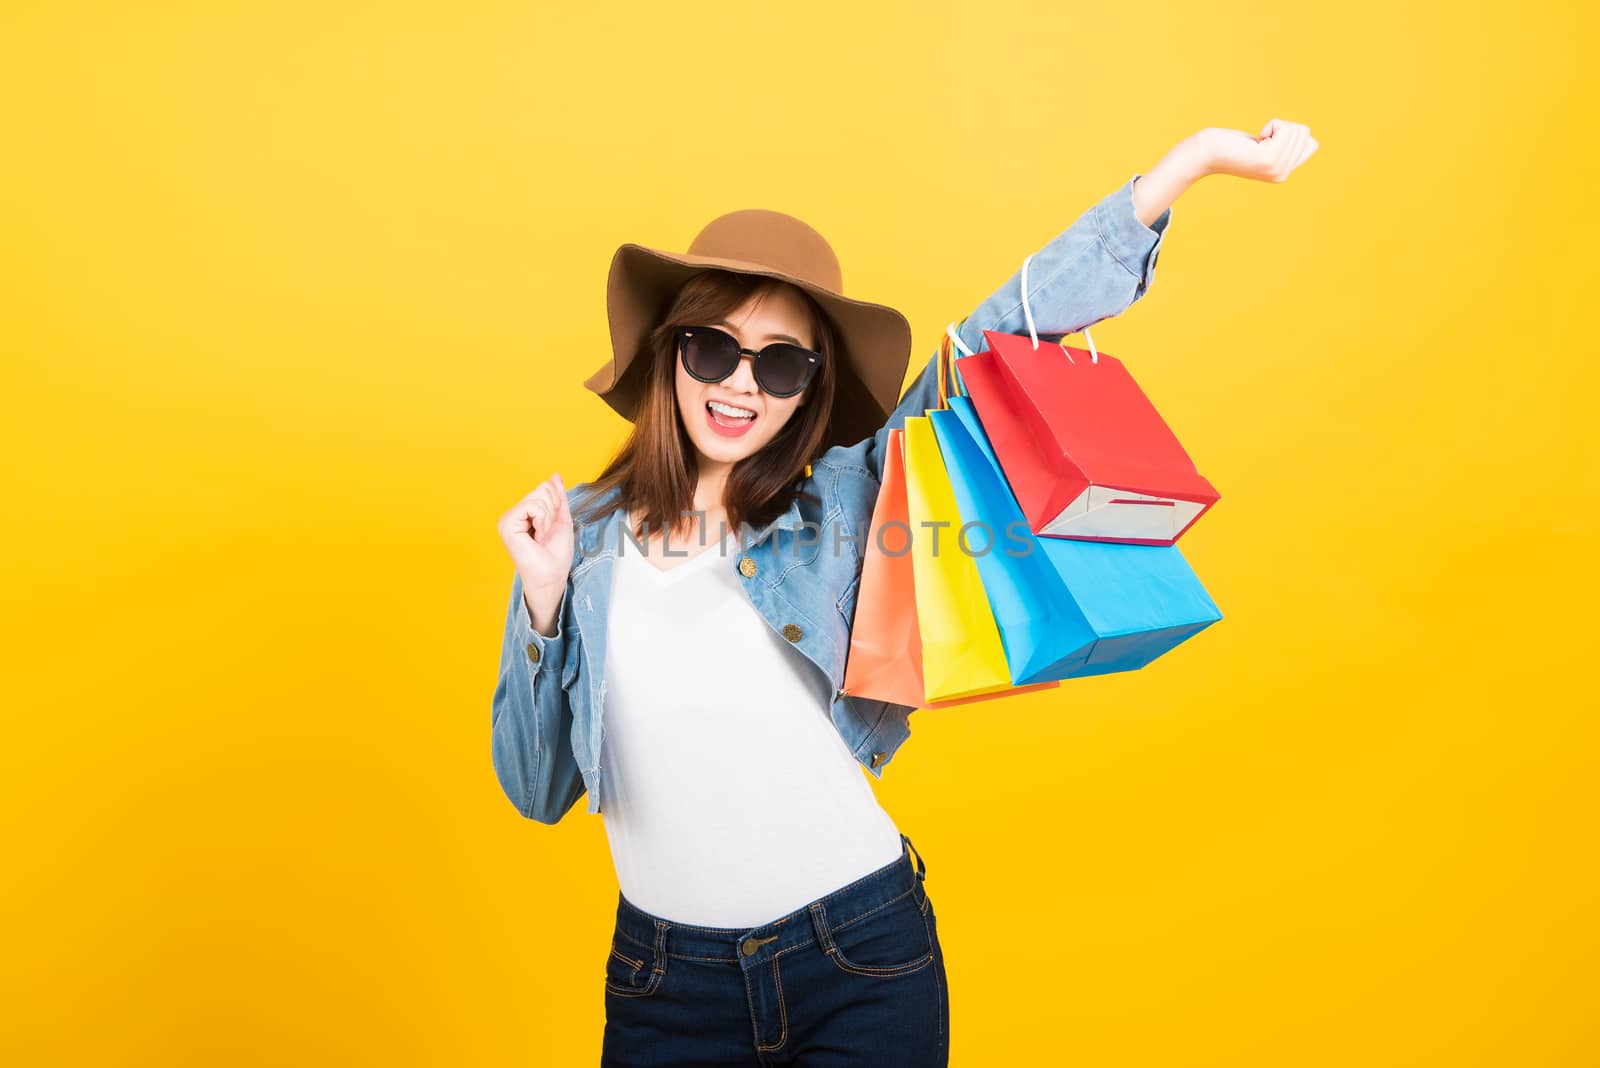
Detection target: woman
<box><xmin>492</xmin><ymin>120</ymin><xmax>1316</xmax><ymax>1066</ymax></box>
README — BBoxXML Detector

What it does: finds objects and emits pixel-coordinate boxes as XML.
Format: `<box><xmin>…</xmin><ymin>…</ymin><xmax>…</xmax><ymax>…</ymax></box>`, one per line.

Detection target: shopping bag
<box><xmin>902</xmin><ymin>396</ymin><xmax>1018</xmax><ymax>702</ymax></box>
<box><xmin>840</xmin><ymin>426</ymin><xmax>1055</xmax><ymax>708</ymax></box>
<box><xmin>930</xmin><ymin>397</ymin><xmax>1098</xmax><ymax>684</ymax></box>
<box><xmin>946</xmin><ymin>348</ymin><xmax>1223</xmax><ymax>676</ymax></box>
<box><xmin>954</xmin><ymin>327</ymin><xmax>1219</xmax><ymax>545</ymax></box>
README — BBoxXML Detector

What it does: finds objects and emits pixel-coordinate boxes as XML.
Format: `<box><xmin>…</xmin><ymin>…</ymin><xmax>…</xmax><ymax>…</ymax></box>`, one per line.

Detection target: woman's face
<box><xmin>674</xmin><ymin>286</ymin><xmax>814</xmax><ymax>470</ymax></box>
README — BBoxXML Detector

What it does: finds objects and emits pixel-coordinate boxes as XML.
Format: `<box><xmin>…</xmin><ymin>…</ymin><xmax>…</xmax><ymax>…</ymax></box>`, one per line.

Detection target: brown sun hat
<box><xmin>584</xmin><ymin>208</ymin><xmax>915</xmax><ymax>453</ymax></box>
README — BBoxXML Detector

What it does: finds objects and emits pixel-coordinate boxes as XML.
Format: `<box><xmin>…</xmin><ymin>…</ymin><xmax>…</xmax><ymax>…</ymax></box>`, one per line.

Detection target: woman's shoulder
<box><xmin>803</xmin><ymin>453</ymin><xmax>881</xmax><ymax>527</ymax></box>
<box><xmin>811</xmin><ymin>437</ymin><xmax>878</xmax><ymax>482</ymax></box>
<box><xmin>566</xmin><ymin>478</ymin><xmax>616</xmax><ymax>513</ymax></box>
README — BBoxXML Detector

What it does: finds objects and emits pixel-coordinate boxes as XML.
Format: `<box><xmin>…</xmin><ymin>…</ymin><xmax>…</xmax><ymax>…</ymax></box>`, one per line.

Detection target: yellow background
<box><xmin>3</xmin><ymin>1</ymin><xmax>1595</xmax><ymax>1064</ymax></box>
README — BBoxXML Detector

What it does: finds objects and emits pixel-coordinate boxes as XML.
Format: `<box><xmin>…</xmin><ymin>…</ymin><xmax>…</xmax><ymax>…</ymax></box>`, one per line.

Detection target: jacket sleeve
<box><xmin>826</xmin><ymin>172</ymin><xmax>1173</xmax><ymax>483</ymax></box>
<box><xmin>490</xmin><ymin>569</ymin><xmax>587</xmax><ymax>824</ymax></box>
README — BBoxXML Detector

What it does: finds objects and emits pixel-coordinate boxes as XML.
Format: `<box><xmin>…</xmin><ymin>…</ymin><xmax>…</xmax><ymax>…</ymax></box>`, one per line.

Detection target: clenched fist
<box><xmin>497</xmin><ymin>472</ymin><xmax>574</xmax><ymax>636</ymax></box>
<box><xmin>1195</xmin><ymin>118</ymin><xmax>1318</xmax><ymax>184</ymax></box>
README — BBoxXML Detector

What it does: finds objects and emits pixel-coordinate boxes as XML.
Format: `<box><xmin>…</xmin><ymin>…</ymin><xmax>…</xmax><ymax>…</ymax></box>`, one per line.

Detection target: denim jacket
<box><xmin>492</xmin><ymin>175</ymin><xmax>1172</xmax><ymax>823</ymax></box>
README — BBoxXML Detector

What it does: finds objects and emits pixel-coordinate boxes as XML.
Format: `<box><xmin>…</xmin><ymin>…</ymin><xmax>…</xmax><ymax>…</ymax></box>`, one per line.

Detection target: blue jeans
<box><xmin>600</xmin><ymin>833</ymin><xmax>949</xmax><ymax>1066</ymax></box>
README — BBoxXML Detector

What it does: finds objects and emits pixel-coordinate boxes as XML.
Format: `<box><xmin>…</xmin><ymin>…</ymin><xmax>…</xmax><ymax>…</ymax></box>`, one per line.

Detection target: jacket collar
<box><xmin>764</xmin><ymin>497</ymin><xmax>807</xmax><ymax>533</ymax></box>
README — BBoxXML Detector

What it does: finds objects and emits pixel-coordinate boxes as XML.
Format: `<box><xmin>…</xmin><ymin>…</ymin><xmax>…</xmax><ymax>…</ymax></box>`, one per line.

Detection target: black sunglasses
<box><xmin>675</xmin><ymin>325</ymin><xmax>822</xmax><ymax>398</ymax></box>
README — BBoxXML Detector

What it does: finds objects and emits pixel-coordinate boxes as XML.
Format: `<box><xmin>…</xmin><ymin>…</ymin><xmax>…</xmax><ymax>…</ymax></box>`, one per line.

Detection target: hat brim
<box><xmin>587</xmin><ymin>243</ymin><xmax>914</xmax><ymax>455</ymax></box>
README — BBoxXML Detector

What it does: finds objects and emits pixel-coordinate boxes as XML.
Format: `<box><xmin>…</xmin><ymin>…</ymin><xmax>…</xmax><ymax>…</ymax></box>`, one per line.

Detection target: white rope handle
<box><xmin>1020</xmin><ymin>254</ymin><xmax>1040</xmax><ymax>349</ymax></box>
<box><xmin>945</xmin><ymin>321</ymin><xmax>974</xmax><ymax>357</ymax></box>
<box><xmin>1056</xmin><ymin>331</ymin><xmax>1101</xmax><ymax>365</ymax></box>
<box><xmin>1020</xmin><ymin>252</ymin><xmax>1100</xmax><ymax>365</ymax></box>
<box><xmin>953</xmin><ymin>254</ymin><xmax>1103</xmax><ymax>366</ymax></box>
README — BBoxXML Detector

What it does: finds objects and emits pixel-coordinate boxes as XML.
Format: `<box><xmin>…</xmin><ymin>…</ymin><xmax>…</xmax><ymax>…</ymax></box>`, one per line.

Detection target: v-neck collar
<box><xmin>618</xmin><ymin>512</ymin><xmax>737</xmax><ymax>584</ymax></box>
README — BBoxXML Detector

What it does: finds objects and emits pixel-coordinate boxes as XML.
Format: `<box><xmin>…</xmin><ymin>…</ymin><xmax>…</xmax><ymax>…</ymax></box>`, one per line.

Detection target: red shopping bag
<box><xmin>841</xmin><ymin>420</ymin><xmax>1056</xmax><ymax>709</ymax></box>
<box><xmin>956</xmin><ymin>328</ymin><xmax>1219</xmax><ymax>545</ymax></box>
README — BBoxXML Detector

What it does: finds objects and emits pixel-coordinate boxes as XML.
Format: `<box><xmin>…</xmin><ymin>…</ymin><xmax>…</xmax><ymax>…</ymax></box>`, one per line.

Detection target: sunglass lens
<box><xmin>753</xmin><ymin>345</ymin><xmax>816</xmax><ymax>397</ymax></box>
<box><xmin>680</xmin><ymin>328</ymin><xmax>739</xmax><ymax>382</ymax></box>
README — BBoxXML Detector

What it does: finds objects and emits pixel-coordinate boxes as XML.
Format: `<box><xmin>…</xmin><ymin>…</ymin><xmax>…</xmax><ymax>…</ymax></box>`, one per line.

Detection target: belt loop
<box><xmin>900</xmin><ymin>833</ymin><xmax>927</xmax><ymax>881</ymax></box>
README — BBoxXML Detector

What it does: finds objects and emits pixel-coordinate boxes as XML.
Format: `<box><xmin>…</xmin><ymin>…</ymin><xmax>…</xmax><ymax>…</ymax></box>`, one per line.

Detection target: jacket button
<box><xmin>525</xmin><ymin>641</ymin><xmax>540</xmax><ymax>664</ymax></box>
<box><xmin>870</xmin><ymin>751</ymin><xmax>886</xmax><ymax>768</ymax></box>
<box><xmin>738</xmin><ymin>556</ymin><xmax>758</xmax><ymax>578</ymax></box>
<box><xmin>781</xmin><ymin>623</ymin><xmax>802</xmax><ymax>643</ymax></box>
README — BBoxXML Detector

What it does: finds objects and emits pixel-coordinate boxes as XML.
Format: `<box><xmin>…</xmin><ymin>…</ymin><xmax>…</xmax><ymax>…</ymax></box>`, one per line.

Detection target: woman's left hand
<box><xmin>1194</xmin><ymin>118</ymin><xmax>1319</xmax><ymax>183</ymax></box>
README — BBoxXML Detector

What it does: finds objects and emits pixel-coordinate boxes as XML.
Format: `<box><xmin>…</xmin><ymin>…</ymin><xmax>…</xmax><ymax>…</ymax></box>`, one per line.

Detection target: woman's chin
<box><xmin>691</xmin><ymin>432</ymin><xmax>762</xmax><ymax>466</ymax></box>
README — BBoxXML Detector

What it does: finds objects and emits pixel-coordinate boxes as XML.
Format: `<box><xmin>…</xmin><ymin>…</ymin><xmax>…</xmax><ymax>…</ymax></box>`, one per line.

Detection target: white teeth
<box><xmin>708</xmin><ymin>400</ymin><xmax>755</xmax><ymax>419</ymax></box>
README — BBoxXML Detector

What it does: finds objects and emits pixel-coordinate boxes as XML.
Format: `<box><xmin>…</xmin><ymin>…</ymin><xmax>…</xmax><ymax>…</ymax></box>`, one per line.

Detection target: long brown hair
<box><xmin>575</xmin><ymin>269</ymin><xmax>840</xmax><ymax>542</ymax></box>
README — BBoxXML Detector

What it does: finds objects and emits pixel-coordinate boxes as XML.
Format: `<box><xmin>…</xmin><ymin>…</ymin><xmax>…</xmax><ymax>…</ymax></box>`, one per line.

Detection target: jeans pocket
<box><xmin>821</xmin><ymin>890</ymin><xmax>936</xmax><ymax>979</ymax></box>
<box><xmin>604</xmin><ymin>931</ymin><xmax>665</xmax><ymax>998</ymax></box>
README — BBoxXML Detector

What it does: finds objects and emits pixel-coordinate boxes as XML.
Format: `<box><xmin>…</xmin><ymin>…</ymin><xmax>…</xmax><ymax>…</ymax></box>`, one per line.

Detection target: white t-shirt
<box><xmin>596</xmin><ymin>522</ymin><xmax>905</xmax><ymax>928</ymax></box>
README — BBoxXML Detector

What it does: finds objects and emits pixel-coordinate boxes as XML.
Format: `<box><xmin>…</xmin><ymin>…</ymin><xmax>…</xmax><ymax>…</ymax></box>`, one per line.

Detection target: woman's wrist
<box><xmin>522</xmin><ymin>583</ymin><xmax>565</xmax><ymax>640</ymax></box>
<box><xmin>1175</xmin><ymin>130</ymin><xmax>1225</xmax><ymax>180</ymax></box>
<box><xmin>1130</xmin><ymin>134</ymin><xmax>1215</xmax><ymax>228</ymax></box>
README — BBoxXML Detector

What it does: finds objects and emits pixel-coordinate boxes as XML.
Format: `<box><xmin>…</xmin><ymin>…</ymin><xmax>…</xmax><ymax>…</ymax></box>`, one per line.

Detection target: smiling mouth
<box><xmin>706</xmin><ymin>400</ymin><xmax>756</xmax><ymax>428</ymax></box>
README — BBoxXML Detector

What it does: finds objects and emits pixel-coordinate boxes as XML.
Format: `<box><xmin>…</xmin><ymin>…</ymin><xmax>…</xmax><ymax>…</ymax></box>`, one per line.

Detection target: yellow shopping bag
<box><xmin>902</xmin><ymin>401</ymin><xmax>1018</xmax><ymax>703</ymax></box>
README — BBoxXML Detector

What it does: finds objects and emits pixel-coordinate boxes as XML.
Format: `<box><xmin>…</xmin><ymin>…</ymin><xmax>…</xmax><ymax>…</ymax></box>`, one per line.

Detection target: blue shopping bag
<box><xmin>931</xmin><ymin>373</ymin><xmax>1223</xmax><ymax>682</ymax></box>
